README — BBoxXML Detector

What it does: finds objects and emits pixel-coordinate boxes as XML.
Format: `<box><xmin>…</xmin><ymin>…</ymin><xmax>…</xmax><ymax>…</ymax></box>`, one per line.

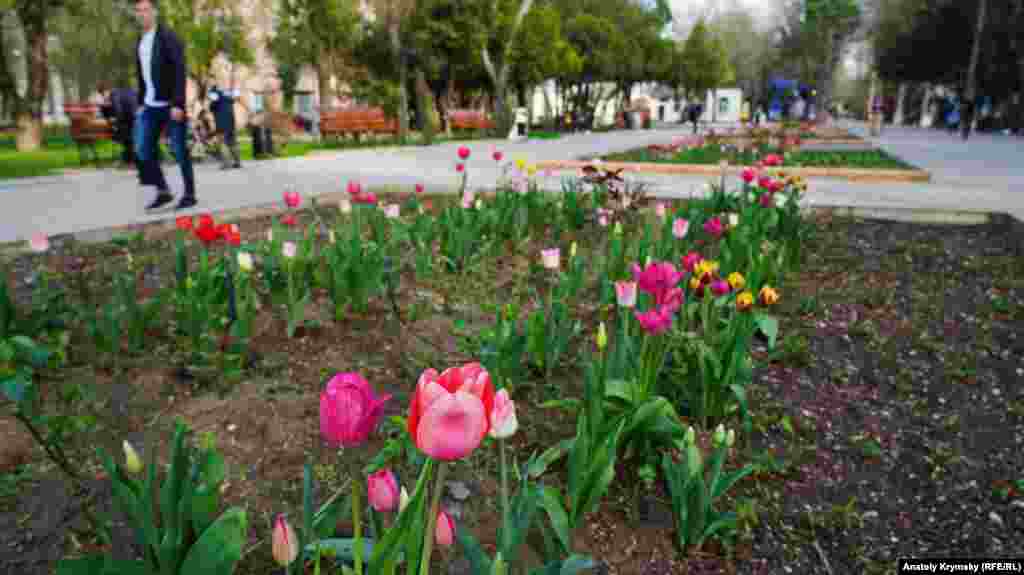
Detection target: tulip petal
<box><xmin>416</xmin><ymin>391</ymin><xmax>487</xmax><ymax>461</ymax></box>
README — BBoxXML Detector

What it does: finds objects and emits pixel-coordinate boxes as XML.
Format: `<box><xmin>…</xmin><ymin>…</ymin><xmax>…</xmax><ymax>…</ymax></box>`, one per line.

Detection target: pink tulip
<box><xmin>759</xmin><ymin>193</ymin><xmax>774</xmax><ymax>208</ymax></box>
<box><xmin>681</xmin><ymin>252</ymin><xmax>703</xmax><ymax>273</ymax></box>
<box><xmin>271</xmin><ymin>515</ymin><xmax>299</xmax><ymax>567</ymax></box>
<box><xmin>29</xmin><ymin>232</ymin><xmax>49</xmax><ymax>253</ymax></box>
<box><xmin>367</xmin><ymin>469</ymin><xmax>400</xmax><ymax>512</ymax></box>
<box><xmin>283</xmin><ymin>190</ymin><xmax>301</xmax><ymax>208</ymax></box>
<box><xmin>758</xmin><ymin>175</ymin><xmax>772</xmax><ymax>189</ymax></box>
<box><xmin>615</xmin><ymin>281</ymin><xmax>637</xmax><ymax>308</ymax></box>
<box><xmin>768</xmin><ymin>179</ymin><xmax>784</xmax><ymax>193</ymax></box>
<box><xmin>634</xmin><ymin>306</ymin><xmax>673</xmax><ymax>335</ymax></box>
<box><xmin>598</xmin><ymin>214</ymin><xmax>609</xmax><ymax>227</ymax></box>
<box><xmin>355</xmin><ymin>192</ymin><xmax>378</xmax><ymax>205</ymax></box>
<box><xmin>764</xmin><ymin>154</ymin><xmax>782</xmax><ymax>167</ymax></box>
<box><xmin>435</xmin><ymin>510</ymin><xmax>455</xmax><ymax>546</ymax></box>
<box><xmin>492</xmin><ymin>150</ymin><xmax>503</xmax><ymax>162</ymax></box>
<box><xmin>489</xmin><ymin>389</ymin><xmax>518</xmax><ymax>439</ymax></box>
<box><xmin>408</xmin><ymin>363</ymin><xmax>494</xmax><ymax>460</ymax></box>
<box><xmin>711</xmin><ymin>279</ymin><xmax>731</xmax><ymax>296</ymax></box>
<box><xmin>672</xmin><ymin>218</ymin><xmax>689</xmax><ymax>239</ymax></box>
<box><xmin>655</xmin><ymin>202</ymin><xmax>667</xmax><ymax>220</ymax></box>
<box><xmin>456</xmin><ymin>163</ymin><xmax>465</xmax><ymax>173</ymax></box>
<box><xmin>659</xmin><ymin>287</ymin><xmax>684</xmax><ymax>313</ymax></box>
<box><xmin>703</xmin><ymin>217</ymin><xmax>724</xmax><ymax>238</ymax></box>
<box><xmin>458</xmin><ymin>146</ymin><xmax>471</xmax><ymax>160</ymax></box>
<box><xmin>320</xmin><ymin>372</ymin><xmax>391</xmax><ymax>448</ymax></box>
<box><xmin>541</xmin><ymin>248</ymin><xmax>560</xmax><ymax>271</ymax></box>
<box><xmin>415</xmin><ymin>183</ymin><xmax>425</xmax><ymax>194</ymax></box>
<box><xmin>741</xmin><ymin>167</ymin><xmax>757</xmax><ymax>183</ymax></box>
<box><xmin>347</xmin><ymin>181</ymin><xmax>362</xmax><ymax>197</ymax></box>
<box><xmin>631</xmin><ymin>262</ymin><xmax>684</xmax><ymax>303</ymax></box>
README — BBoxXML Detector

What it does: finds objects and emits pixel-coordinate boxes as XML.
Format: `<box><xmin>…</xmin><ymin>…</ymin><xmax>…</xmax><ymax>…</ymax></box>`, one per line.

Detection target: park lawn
<box><xmin>602</xmin><ymin>145</ymin><xmax>917</xmax><ymax>170</ymax></box>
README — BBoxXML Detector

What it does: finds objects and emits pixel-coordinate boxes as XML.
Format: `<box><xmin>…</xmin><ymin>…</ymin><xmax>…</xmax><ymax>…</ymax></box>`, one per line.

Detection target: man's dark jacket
<box><xmin>135</xmin><ymin>25</ymin><xmax>187</xmax><ymax>110</ymax></box>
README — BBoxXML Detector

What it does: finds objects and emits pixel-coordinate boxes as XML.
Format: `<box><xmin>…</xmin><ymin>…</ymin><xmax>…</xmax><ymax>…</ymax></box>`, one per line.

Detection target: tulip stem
<box><xmin>499</xmin><ymin>439</ymin><xmax>510</xmax><ymax>551</ymax></box>
<box><xmin>353</xmin><ymin>477</ymin><xmax>363</xmax><ymax>575</ymax></box>
<box><xmin>419</xmin><ymin>462</ymin><xmax>447</xmax><ymax>575</ymax></box>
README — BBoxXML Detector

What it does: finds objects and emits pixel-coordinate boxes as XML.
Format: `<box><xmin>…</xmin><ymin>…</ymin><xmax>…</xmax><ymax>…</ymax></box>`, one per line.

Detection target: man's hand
<box><xmin>171</xmin><ymin>107</ymin><xmax>185</xmax><ymax>122</ymax></box>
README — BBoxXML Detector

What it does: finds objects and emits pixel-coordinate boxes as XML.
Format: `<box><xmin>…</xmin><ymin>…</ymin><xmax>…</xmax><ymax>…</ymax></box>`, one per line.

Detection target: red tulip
<box><xmin>415</xmin><ymin>183</ymin><xmax>425</xmax><ymax>194</ymax></box>
<box><xmin>271</xmin><ymin>515</ymin><xmax>299</xmax><ymax>567</ymax></box>
<box><xmin>367</xmin><ymin>469</ymin><xmax>400</xmax><ymax>513</ymax></box>
<box><xmin>630</xmin><ymin>261</ymin><xmax>684</xmax><ymax>304</ymax></box>
<box><xmin>764</xmin><ymin>154</ymin><xmax>782</xmax><ymax>167</ymax></box>
<box><xmin>281</xmin><ymin>214</ymin><xmax>297</xmax><ymax>227</ymax></box>
<box><xmin>408</xmin><ymin>363</ymin><xmax>494</xmax><ymax>461</ymax></box>
<box><xmin>435</xmin><ymin>510</ymin><xmax>455</xmax><ymax>546</ymax></box>
<box><xmin>741</xmin><ymin>167</ymin><xmax>757</xmax><ymax>183</ymax></box>
<box><xmin>759</xmin><ymin>193</ymin><xmax>774</xmax><ymax>208</ymax></box>
<box><xmin>194</xmin><ymin>225</ymin><xmax>220</xmax><ymax>245</ymax></box>
<box><xmin>198</xmin><ymin>214</ymin><xmax>215</xmax><ymax>229</ymax></box>
<box><xmin>710</xmin><ymin>279</ymin><xmax>731</xmax><ymax>296</ymax></box>
<box><xmin>681</xmin><ymin>252</ymin><xmax>703</xmax><ymax>273</ymax></box>
<box><xmin>768</xmin><ymin>179</ymin><xmax>784</xmax><ymax>193</ymax></box>
<box><xmin>354</xmin><ymin>192</ymin><xmax>378</xmax><ymax>205</ymax></box>
<box><xmin>347</xmin><ymin>181</ymin><xmax>362</xmax><ymax>197</ymax></box>
<box><xmin>320</xmin><ymin>372</ymin><xmax>391</xmax><ymax>448</ymax></box>
<box><xmin>458</xmin><ymin>146</ymin><xmax>470</xmax><ymax>160</ymax></box>
<box><xmin>634</xmin><ymin>306</ymin><xmax>674</xmax><ymax>335</ymax></box>
<box><xmin>492</xmin><ymin>150</ymin><xmax>503</xmax><ymax>162</ymax></box>
<box><xmin>227</xmin><ymin>231</ymin><xmax>241</xmax><ymax>246</ymax></box>
<box><xmin>456</xmin><ymin>163</ymin><xmax>465</xmax><ymax>173</ymax></box>
<box><xmin>283</xmin><ymin>190</ymin><xmax>301</xmax><ymax>208</ymax></box>
<box><xmin>175</xmin><ymin>216</ymin><xmax>193</xmax><ymax>231</ymax></box>
<box><xmin>703</xmin><ymin>217</ymin><xmax>725</xmax><ymax>238</ymax></box>
<box><xmin>757</xmin><ymin>175</ymin><xmax>772</xmax><ymax>189</ymax></box>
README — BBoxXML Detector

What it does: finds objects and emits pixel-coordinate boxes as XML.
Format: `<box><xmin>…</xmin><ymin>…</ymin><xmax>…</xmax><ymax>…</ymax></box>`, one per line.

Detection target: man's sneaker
<box><xmin>175</xmin><ymin>196</ymin><xmax>198</xmax><ymax>211</ymax></box>
<box><xmin>144</xmin><ymin>191</ymin><xmax>175</xmax><ymax>212</ymax></box>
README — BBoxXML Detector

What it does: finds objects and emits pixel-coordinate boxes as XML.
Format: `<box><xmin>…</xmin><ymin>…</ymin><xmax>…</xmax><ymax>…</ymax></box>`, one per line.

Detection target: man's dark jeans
<box><xmin>136</xmin><ymin>106</ymin><xmax>195</xmax><ymax>199</ymax></box>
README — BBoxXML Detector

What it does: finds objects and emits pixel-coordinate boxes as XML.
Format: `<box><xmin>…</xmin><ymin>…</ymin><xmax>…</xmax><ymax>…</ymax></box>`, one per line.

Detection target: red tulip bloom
<box><xmin>759</xmin><ymin>193</ymin><xmax>774</xmax><ymax>208</ymax></box>
<box><xmin>681</xmin><ymin>252</ymin><xmax>703</xmax><ymax>273</ymax></box>
<box><xmin>408</xmin><ymin>363</ymin><xmax>494</xmax><ymax>461</ymax></box>
<box><xmin>347</xmin><ymin>181</ymin><xmax>362</xmax><ymax>197</ymax></box>
<box><xmin>415</xmin><ymin>183</ymin><xmax>425</xmax><ymax>194</ymax></box>
<box><xmin>741</xmin><ymin>167</ymin><xmax>757</xmax><ymax>183</ymax></box>
<box><xmin>764</xmin><ymin>154</ymin><xmax>782</xmax><ymax>167</ymax></box>
<box><xmin>703</xmin><ymin>217</ymin><xmax>725</xmax><ymax>238</ymax></box>
<box><xmin>634</xmin><ymin>306</ymin><xmax>674</xmax><ymax>335</ymax></box>
<box><xmin>354</xmin><ymin>192</ymin><xmax>378</xmax><ymax>205</ymax></box>
<box><xmin>175</xmin><ymin>216</ymin><xmax>193</xmax><ymax>231</ymax></box>
<box><xmin>631</xmin><ymin>261</ymin><xmax>684</xmax><ymax>306</ymax></box>
<box><xmin>492</xmin><ymin>151</ymin><xmax>503</xmax><ymax>162</ymax></box>
<box><xmin>768</xmin><ymin>179</ymin><xmax>784</xmax><ymax>193</ymax></box>
<box><xmin>281</xmin><ymin>214</ymin><xmax>297</xmax><ymax>227</ymax></box>
<box><xmin>758</xmin><ymin>175</ymin><xmax>773</xmax><ymax>189</ymax></box>
<box><xmin>227</xmin><ymin>231</ymin><xmax>241</xmax><ymax>246</ymax></box>
<box><xmin>194</xmin><ymin>225</ymin><xmax>220</xmax><ymax>245</ymax></box>
<box><xmin>457</xmin><ymin>146</ymin><xmax>470</xmax><ymax>160</ymax></box>
<box><xmin>320</xmin><ymin>372</ymin><xmax>391</xmax><ymax>448</ymax></box>
<box><xmin>456</xmin><ymin>163</ymin><xmax>465</xmax><ymax>173</ymax></box>
<box><xmin>198</xmin><ymin>214</ymin><xmax>215</xmax><ymax>229</ymax></box>
<box><xmin>283</xmin><ymin>190</ymin><xmax>301</xmax><ymax>208</ymax></box>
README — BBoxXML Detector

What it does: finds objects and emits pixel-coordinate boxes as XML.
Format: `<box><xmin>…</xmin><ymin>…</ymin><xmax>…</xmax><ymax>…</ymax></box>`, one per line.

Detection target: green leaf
<box><xmin>1</xmin><ymin>374</ymin><xmax>32</xmax><ymax>406</ymax></box>
<box><xmin>711</xmin><ymin>465</ymin><xmax>756</xmax><ymax>501</ymax></box>
<box><xmin>455</xmin><ymin>530</ymin><xmax>493</xmax><ymax>575</ymax></box>
<box><xmin>560</xmin><ymin>555</ymin><xmax>597</xmax><ymax>575</ymax></box>
<box><xmin>178</xmin><ymin>507</ymin><xmax>247</xmax><ymax>575</ymax></box>
<box><xmin>538</xmin><ymin>398</ymin><xmax>581</xmax><ymax>412</ymax></box>
<box><xmin>311</xmin><ymin>538</ymin><xmax>376</xmax><ymax>562</ymax></box>
<box><xmin>754</xmin><ymin>315</ymin><xmax>779</xmax><ymax>350</ymax></box>
<box><xmin>528</xmin><ymin>438</ymin><xmax>575</xmax><ymax>479</ymax></box>
<box><xmin>538</xmin><ymin>486</ymin><xmax>571</xmax><ymax>553</ymax></box>
<box><xmin>57</xmin><ymin>556</ymin><xmax>151</xmax><ymax>575</ymax></box>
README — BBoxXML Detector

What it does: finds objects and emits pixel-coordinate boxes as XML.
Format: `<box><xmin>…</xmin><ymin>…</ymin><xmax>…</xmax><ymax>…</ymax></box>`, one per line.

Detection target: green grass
<box><xmin>602</xmin><ymin>145</ymin><xmax>917</xmax><ymax>170</ymax></box>
<box><xmin>528</xmin><ymin>131</ymin><xmax>562</xmax><ymax>140</ymax></box>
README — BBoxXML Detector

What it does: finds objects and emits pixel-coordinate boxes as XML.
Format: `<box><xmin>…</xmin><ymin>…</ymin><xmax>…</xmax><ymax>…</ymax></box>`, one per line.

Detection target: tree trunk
<box><xmin>415</xmin><ymin>68</ymin><xmax>435</xmax><ymax>145</ymax></box>
<box><xmin>920</xmin><ymin>84</ymin><xmax>935</xmax><ymax>128</ymax></box>
<box><xmin>16</xmin><ymin>27</ymin><xmax>51</xmax><ymax>152</ymax></box>
<box><xmin>893</xmin><ymin>83</ymin><xmax>907</xmax><ymax>125</ymax></box>
<box><xmin>961</xmin><ymin>0</ymin><xmax>988</xmax><ymax>141</ymax></box>
<box><xmin>386</xmin><ymin>24</ymin><xmax>408</xmax><ymax>144</ymax></box>
<box><xmin>16</xmin><ymin>112</ymin><xmax>42</xmax><ymax>150</ymax></box>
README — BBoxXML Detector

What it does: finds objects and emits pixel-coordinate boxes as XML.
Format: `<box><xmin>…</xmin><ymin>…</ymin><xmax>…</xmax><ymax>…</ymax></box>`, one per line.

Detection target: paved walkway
<box><xmin>1</xmin><ymin>122</ymin><xmax>1022</xmax><ymax>244</ymax></box>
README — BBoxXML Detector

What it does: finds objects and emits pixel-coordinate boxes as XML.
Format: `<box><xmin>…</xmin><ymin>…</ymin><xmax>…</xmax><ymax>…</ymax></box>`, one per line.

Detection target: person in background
<box><xmin>98</xmin><ymin>82</ymin><xmax>139</xmax><ymax>168</ymax></box>
<box><xmin>208</xmin><ymin>85</ymin><xmax>242</xmax><ymax>169</ymax></box>
<box><xmin>133</xmin><ymin>0</ymin><xmax>197</xmax><ymax>212</ymax></box>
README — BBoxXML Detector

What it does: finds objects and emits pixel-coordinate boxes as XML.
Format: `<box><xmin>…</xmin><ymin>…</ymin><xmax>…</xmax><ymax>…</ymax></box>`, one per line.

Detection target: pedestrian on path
<box><xmin>209</xmin><ymin>85</ymin><xmax>242</xmax><ymax>170</ymax></box>
<box><xmin>134</xmin><ymin>0</ymin><xmax>197</xmax><ymax>212</ymax></box>
<box><xmin>97</xmin><ymin>82</ymin><xmax>139</xmax><ymax>169</ymax></box>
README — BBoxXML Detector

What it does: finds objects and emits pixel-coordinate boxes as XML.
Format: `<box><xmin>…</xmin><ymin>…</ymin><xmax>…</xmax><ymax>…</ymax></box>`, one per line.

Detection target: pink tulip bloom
<box><xmin>764</xmin><ymin>154</ymin><xmax>782</xmax><ymax>167</ymax></box>
<box><xmin>347</xmin><ymin>181</ymin><xmax>362</xmax><ymax>197</ymax></box>
<box><xmin>741</xmin><ymin>167</ymin><xmax>757</xmax><ymax>183</ymax></box>
<box><xmin>759</xmin><ymin>193</ymin><xmax>774</xmax><ymax>208</ymax></box>
<box><xmin>631</xmin><ymin>261</ymin><xmax>684</xmax><ymax>302</ymax></box>
<box><xmin>272</xmin><ymin>515</ymin><xmax>299</xmax><ymax>567</ymax></box>
<box><xmin>320</xmin><ymin>372</ymin><xmax>391</xmax><ymax>448</ymax></box>
<box><xmin>541</xmin><ymin>248</ymin><xmax>560</xmax><ymax>271</ymax></box>
<box><xmin>655</xmin><ymin>202</ymin><xmax>667</xmax><ymax>220</ymax></box>
<box><xmin>768</xmin><ymin>179</ymin><xmax>784</xmax><ymax>193</ymax></box>
<box><xmin>355</xmin><ymin>192</ymin><xmax>378</xmax><ymax>205</ymax></box>
<box><xmin>435</xmin><ymin>510</ymin><xmax>455</xmax><ymax>546</ymax></box>
<box><xmin>415</xmin><ymin>183</ymin><xmax>425</xmax><ymax>194</ymax></box>
<box><xmin>659</xmin><ymin>287</ymin><xmax>684</xmax><ymax>312</ymax></box>
<box><xmin>672</xmin><ymin>218</ymin><xmax>689</xmax><ymax>239</ymax></box>
<box><xmin>758</xmin><ymin>175</ymin><xmax>772</xmax><ymax>189</ymax></box>
<box><xmin>456</xmin><ymin>163</ymin><xmax>465</xmax><ymax>173</ymax></box>
<box><xmin>408</xmin><ymin>363</ymin><xmax>494</xmax><ymax>460</ymax></box>
<box><xmin>383</xmin><ymin>204</ymin><xmax>400</xmax><ymax>219</ymax></box>
<box><xmin>29</xmin><ymin>232</ymin><xmax>49</xmax><ymax>253</ymax></box>
<box><xmin>703</xmin><ymin>217</ymin><xmax>725</xmax><ymax>238</ymax></box>
<box><xmin>367</xmin><ymin>469</ymin><xmax>400</xmax><ymax>512</ymax></box>
<box><xmin>598</xmin><ymin>214</ymin><xmax>610</xmax><ymax>227</ymax></box>
<box><xmin>635</xmin><ymin>306</ymin><xmax>673</xmax><ymax>335</ymax></box>
<box><xmin>283</xmin><ymin>190</ymin><xmax>301</xmax><ymax>208</ymax></box>
<box><xmin>681</xmin><ymin>252</ymin><xmax>703</xmax><ymax>273</ymax></box>
<box><xmin>489</xmin><ymin>389</ymin><xmax>518</xmax><ymax>439</ymax></box>
<box><xmin>710</xmin><ymin>279</ymin><xmax>731</xmax><ymax>296</ymax></box>
<box><xmin>615</xmin><ymin>281</ymin><xmax>637</xmax><ymax>308</ymax></box>
<box><xmin>458</xmin><ymin>146</ymin><xmax>471</xmax><ymax>160</ymax></box>
<box><xmin>492</xmin><ymin>150</ymin><xmax>503</xmax><ymax>162</ymax></box>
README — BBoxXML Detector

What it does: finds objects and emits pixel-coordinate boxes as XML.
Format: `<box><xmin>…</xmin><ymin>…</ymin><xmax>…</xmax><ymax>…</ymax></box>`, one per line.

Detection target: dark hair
<box><xmin>97</xmin><ymin>81</ymin><xmax>111</xmax><ymax>94</ymax></box>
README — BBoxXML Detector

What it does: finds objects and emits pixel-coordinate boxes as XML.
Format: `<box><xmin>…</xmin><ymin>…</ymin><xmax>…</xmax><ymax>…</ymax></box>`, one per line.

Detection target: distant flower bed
<box><xmin>601</xmin><ymin>144</ymin><xmax>916</xmax><ymax>170</ymax></box>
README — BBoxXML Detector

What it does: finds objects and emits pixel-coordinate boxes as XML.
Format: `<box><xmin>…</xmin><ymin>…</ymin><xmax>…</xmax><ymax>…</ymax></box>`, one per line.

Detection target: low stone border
<box><xmin>534</xmin><ymin>160</ymin><xmax>932</xmax><ymax>183</ymax></box>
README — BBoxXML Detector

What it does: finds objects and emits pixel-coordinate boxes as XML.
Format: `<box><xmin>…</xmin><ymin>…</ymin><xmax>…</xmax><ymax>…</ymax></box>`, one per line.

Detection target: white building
<box><xmin>631</xmin><ymin>84</ymin><xmax>744</xmax><ymax>124</ymax></box>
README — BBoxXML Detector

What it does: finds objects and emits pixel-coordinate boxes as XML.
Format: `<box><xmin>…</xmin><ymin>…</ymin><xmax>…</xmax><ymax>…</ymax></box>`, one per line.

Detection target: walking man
<box><xmin>134</xmin><ymin>0</ymin><xmax>197</xmax><ymax>212</ymax></box>
<box><xmin>98</xmin><ymin>82</ymin><xmax>139</xmax><ymax>168</ymax></box>
<box><xmin>209</xmin><ymin>85</ymin><xmax>242</xmax><ymax>169</ymax></box>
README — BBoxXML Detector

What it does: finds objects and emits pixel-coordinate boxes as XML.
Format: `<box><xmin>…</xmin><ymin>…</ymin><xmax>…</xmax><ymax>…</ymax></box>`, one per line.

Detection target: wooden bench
<box><xmin>447</xmin><ymin>109</ymin><xmax>495</xmax><ymax>132</ymax></box>
<box><xmin>65</xmin><ymin>103</ymin><xmax>115</xmax><ymax>164</ymax></box>
<box><xmin>320</xmin><ymin>107</ymin><xmax>398</xmax><ymax>141</ymax></box>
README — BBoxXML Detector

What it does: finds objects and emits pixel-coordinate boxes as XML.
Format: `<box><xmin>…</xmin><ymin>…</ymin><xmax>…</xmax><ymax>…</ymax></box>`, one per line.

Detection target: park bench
<box><xmin>447</xmin><ymin>109</ymin><xmax>495</xmax><ymax>132</ymax></box>
<box><xmin>319</xmin><ymin>107</ymin><xmax>398</xmax><ymax>141</ymax></box>
<box><xmin>65</xmin><ymin>103</ymin><xmax>115</xmax><ymax>165</ymax></box>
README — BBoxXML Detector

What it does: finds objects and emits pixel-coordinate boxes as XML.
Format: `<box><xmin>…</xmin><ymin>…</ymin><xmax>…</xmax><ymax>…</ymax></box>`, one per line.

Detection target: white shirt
<box><xmin>138</xmin><ymin>29</ymin><xmax>168</xmax><ymax>107</ymax></box>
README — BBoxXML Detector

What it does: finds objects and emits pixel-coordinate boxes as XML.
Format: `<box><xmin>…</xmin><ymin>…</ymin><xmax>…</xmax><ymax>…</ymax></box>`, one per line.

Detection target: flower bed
<box><xmin>601</xmin><ymin>145</ymin><xmax>914</xmax><ymax>171</ymax></box>
<box><xmin>1</xmin><ymin>152</ymin><xmax>1022</xmax><ymax>575</ymax></box>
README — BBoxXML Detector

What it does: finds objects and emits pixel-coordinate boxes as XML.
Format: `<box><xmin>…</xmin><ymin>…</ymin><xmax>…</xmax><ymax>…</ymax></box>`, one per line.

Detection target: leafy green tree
<box><xmin>680</xmin><ymin>19</ymin><xmax>733</xmax><ymax>119</ymax></box>
<box><xmin>508</xmin><ymin>3</ymin><xmax>579</xmax><ymax>119</ymax></box>
<box><xmin>49</xmin><ymin>0</ymin><xmax>137</xmax><ymax>103</ymax></box>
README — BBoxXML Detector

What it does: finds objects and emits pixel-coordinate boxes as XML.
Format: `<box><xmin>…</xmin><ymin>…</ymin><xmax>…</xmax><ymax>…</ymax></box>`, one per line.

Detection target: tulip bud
<box><xmin>435</xmin><ymin>510</ymin><xmax>455</xmax><ymax>547</ymax></box>
<box><xmin>570</xmin><ymin>242</ymin><xmax>577</xmax><ymax>259</ymax></box>
<box><xmin>613</xmin><ymin>222</ymin><xmax>623</xmax><ymax>236</ymax></box>
<box><xmin>596</xmin><ymin>322</ymin><xmax>607</xmax><ymax>350</ymax></box>
<box><xmin>328</xmin><ymin>230</ymin><xmax>336</xmax><ymax>244</ymax></box>
<box><xmin>713</xmin><ymin>424</ymin><xmax>726</xmax><ymax>447</ymax></box>
<box><xmin>399</xmin><ymin>487</ymin><xmax>410</xmax><ymax>513</ymax></box>
<box><xmin>685</xmin><ymin>426</ymin><xmax>696</xmax><ymax>445</ymax></box>
<box><xmin>271</xmin><ymin>515</ymin><xmax>299</xmax><ymax>567</ymax></box>
<box><xmin>492</xmin><ymin>553</ymin><xmax>508</xmax><ymax>575</ymax></box>
<box><xmin>726</xmin><ymin>429</ymin><xmax>736</xmax><ymax>448</ymax></box>
<box><xmin>237</xmin><ymin>252</ymin><xmax>254</xmax><ymax>273</ymax></box>
<box><xmin>367</xmin><ymin>469</ymin><xmax>400</xmax><ymax>512</ymax></box>
<box><xmin>123</xmin><ymin>440</ymin><xmax>143</xmax><ymax>474</ymax></box>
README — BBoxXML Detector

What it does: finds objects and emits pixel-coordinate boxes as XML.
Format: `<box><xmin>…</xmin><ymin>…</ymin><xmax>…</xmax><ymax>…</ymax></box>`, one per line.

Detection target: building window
<box><xmin>251</xmin><ymin>93</ymin><xmax>264</xmax><ymax>112</ymax></box>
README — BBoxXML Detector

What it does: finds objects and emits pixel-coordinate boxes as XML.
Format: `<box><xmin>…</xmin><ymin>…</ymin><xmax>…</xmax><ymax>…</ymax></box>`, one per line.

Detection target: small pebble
<box><xmin>862</xmin><ymin>511</ymin><xmax>879</xmax><ymax>520</ymax></box>
<box><xmin>227</xmin><ymin>424</ymin><xmax>237</xmax><ymax>432</ymax></box>
<box><xmin>989</xmin><ymin>512</ymin><xmax>1004</xmax><ymax>528</ymax></box>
